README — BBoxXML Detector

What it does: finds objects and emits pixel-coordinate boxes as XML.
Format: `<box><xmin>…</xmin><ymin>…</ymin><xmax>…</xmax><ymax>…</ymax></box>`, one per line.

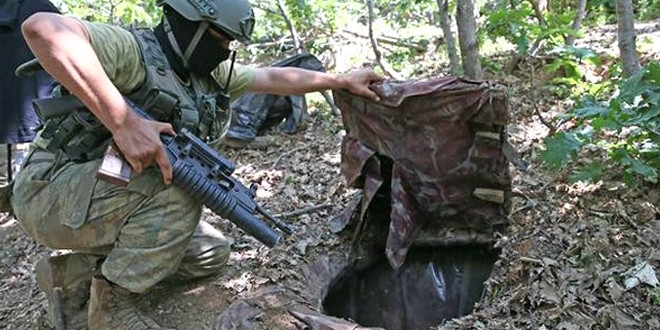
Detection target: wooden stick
<box><xmin>340</xmin><ymin>29</ymin><xmax>428</xmax><ymax>53</ymax></box>
<box><xmin>520</xmin><ymin>256</ymin><xmax>543</xmax><ymax>265</ymax></box>
<box><xmin>270</xmin><ymin>146</ymin><xmax>304</xmax><ymax>169</ymax></box>
<box><xmin>275</xmin><ymin>203</ymin><xmax>333</xmax><ymax>218</ymax></box>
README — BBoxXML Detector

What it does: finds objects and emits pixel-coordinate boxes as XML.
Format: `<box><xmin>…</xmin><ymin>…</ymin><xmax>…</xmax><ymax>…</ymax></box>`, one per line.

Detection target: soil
<box><xmin>2</xmin><ymin>20</ymin><xmax>660</xmax><ymax>330</ymax></box>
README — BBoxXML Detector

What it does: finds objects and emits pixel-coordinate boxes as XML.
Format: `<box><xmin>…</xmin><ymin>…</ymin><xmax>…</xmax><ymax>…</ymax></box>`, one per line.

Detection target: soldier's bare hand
<box><xmin>343</xmin><ymin>68</ymin><xmax>385</xmax><ymax>102</ymax></box>
<box><xmin>111</xmin><ymin>112</ymin><xmax>175</xmax><ymax>184</ymax></box>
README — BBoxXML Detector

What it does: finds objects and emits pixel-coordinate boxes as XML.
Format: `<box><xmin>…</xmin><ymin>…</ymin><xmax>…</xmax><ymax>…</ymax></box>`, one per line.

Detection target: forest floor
<box><xmin>2</xmin><ymin>19</ymin><xmax>660</xmax><ymax>330</ymax></box>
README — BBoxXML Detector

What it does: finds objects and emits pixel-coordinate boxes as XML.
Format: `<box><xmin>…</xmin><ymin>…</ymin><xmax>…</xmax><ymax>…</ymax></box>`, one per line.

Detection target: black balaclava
<box><xmin>154</xmin><ymin>7</ymin><xmax>231</xmax><ymax>77</ymax></box>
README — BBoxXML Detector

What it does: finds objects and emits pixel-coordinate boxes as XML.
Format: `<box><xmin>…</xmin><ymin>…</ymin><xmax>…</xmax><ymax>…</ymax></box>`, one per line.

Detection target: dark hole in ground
<box><xmin>322</xmin><ymin>245</ymin><xmax>498</xmax><ymax>330</ymax></box>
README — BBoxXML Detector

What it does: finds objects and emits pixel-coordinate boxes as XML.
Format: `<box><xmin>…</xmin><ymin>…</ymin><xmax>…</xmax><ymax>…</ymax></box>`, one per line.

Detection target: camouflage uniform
<box><xmin>11</xmin><ymin>20</ymin><xmax>255</xmax><ymax>293</ymax></box>
<box><xmin>10</xmin><ymin>0</ymin><xmax>260</xmax><ymax>327</ymax></box>
<box><xmin>13</xmin><ymin>138</ymin><xmax>231</xmax><ymax>293</ymax></box>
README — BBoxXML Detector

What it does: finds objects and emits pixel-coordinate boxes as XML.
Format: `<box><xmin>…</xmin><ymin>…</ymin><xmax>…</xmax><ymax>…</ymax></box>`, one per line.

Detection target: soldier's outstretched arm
<box><xmin>21</xmin><ymin>13</ymin><xmax>174</xmax><ymax>183</ymax></box>
<box><xmin>251</xmin><ymin>66</ymin><xmax>384</xmax><ymax>102</ymax></box>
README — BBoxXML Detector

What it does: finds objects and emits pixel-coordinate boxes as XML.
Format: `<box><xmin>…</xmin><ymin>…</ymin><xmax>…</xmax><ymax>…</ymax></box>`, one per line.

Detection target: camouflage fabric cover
<box><xmin>212</xmin><ymin>78</ymin><xmax>511</xmax><ymax>329</ymax></box>
<box><xmin>333</xmin><ymin>77</ymin><xmax>511</xmax><ymax>268</ymax></box>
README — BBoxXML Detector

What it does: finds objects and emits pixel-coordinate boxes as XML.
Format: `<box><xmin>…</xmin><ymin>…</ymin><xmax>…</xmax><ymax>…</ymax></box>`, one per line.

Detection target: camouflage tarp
<box><xmin>333</xmin><ymin>77</ymin><xmax>512</xmax><ymax>268</ymax></box>
<box><xmin>214</xmin><ymin>77</ymin><xmax>513</xmax><ymax>330</ymax></box>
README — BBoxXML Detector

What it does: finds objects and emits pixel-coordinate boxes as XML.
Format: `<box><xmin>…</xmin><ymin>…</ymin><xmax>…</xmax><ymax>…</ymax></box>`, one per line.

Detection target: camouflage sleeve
<box><xmin>213</xmin><ymin>61</ymin><xmax>256</xmax><ymax>101</ymax></box>
<box><xmin>78</xmin><ymin>20</ymin><xmax>146</xmax><ymax>94</ymax></box>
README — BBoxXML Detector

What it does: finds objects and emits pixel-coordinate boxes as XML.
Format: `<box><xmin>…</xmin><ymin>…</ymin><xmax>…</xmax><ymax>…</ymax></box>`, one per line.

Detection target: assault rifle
<box><xmin>32</xmin><ymin>95</ymin><xmax>294</xmax><ymax>247</ymax></box>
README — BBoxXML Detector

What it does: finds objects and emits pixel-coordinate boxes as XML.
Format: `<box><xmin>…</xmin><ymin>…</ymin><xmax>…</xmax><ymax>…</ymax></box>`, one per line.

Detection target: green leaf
<box><xmin>285</xmin><ymin>175</ymin><xmax>294</xmax><ymax>185</ymax></box>
<box><xmin>646</xmin><ymin>61</ymin><xmax>660</xmax><ymax>86</ymax></box>
<box><xmin>572</xmin><ymin>104</ymin><xmax>609</xmax><ymax>118</ymax></box>
<box><xmin>569</xmin><ymin>162</ymin><xmax>604</xmax><ymax>183</ymax></box>
<box><xmin>589</xmin><ymin>117</ymin><xmax>618</xmax><ymax>131</ymax></box>
<box><xmin>639</xmin><ymin>139</ymin><xmax>660</xmax><ymax>154</ymax></box>
<box><xmin>629</xmin><ymin>158</ymin><xmax>657</xmax><ymax>178</ymax></box>
<box><xmin>549</xmin><ymin>45</ymin><xmax>598</xmax><ymax>62</ymax></box>
<box><xmin>516</xmin><ymin>37</ymin><xmax>529</xmax><ymax>55</ymax></box>
<box><xmin>645</xmin><ymin>88</ymin><xmax>660</xmax><ymax>106</ymax></box>
<box><xmin>540</xmin><ymin>132</ymin><xmax>583</xmax><ymax>170</ymax></box>
<box><xmin>619</xmin><ymin>69</ymin><xmax>647</xmax><ymax>101</ymax></box>
<box><xmin>636</xmin><ymin>107</ymin><xmax>660</xmax><ymax>122</ymax></box>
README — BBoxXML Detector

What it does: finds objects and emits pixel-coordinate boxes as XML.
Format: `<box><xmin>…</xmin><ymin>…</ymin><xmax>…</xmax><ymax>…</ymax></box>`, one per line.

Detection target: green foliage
<box><xmin>373</xmin><ymin>0</ymin><xmax>438</xmax><ymax>27</ymax></box>
<box><xmin>51</xmin><ymin>0</ymin><xmax>438</xmax><ymax>80</ymax></box>
<box><xmin>652</xmin><ymin>288</ymin><xmax>660</xmax><ymax>307</ymax></box>
<box><xmin>541</xmin><ymin>61</ymin><xmax>660</xmax><ymax>185</ymax></box>
<box><xmin>485</xmin><ymin>6</ymin><xmax>534</xmax><ymax>55</ymax></box>
<box><xmin>637</xmin><ymin>0</ymin><xmax>660</xmax><ymax>20</ymax></box>
<box><xmin>584</xmin><ymin>0</ymin><xmax>617</xmax><ymax>25</ymax></box>
<box><xmin>544</xmin><ymin>46</ymin><xmax>612</xmax><ymax>98</ymax></box>
<box><xmin>585</xmin><ymin>0</ymin><xmax>660</xmax><ymax>24</ymax></box>
<box><xmin>385</xmin><ymin>46</ymin><xmax>418</xmax><ymax>72</ymax></box>
<box><xmin>251</xmin><ymin>0</ymin><xmax>360</xmax><ymax>57</ymax></box>
<box><xmin>485</xmin><ymin>4</ymin><xmax>577</xmax><ymax>56</ymax></box>
<box><xmin>480</xmin><ymin>55</ymin><xmax>503</xmax><ymax>74</ymax></box>
<box><xmin>540</xmin><ymin>132</ymin><xmax>583</xmax><ymax>170</ymax></box>
<box><xmin>57</xmin><ymin>0</ymin><xmax>159</xmax><ymax>26</ymax></box>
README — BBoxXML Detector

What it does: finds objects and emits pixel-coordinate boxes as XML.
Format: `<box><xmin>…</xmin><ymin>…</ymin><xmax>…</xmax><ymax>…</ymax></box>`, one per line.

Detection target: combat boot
<box><xmin>222</xmin><ymin>135</ymin><xmax>277</xmax><ymax>149</ymax></box>
<box><xmin>87</xmin><ymin>276</ymin><xmax>174</xmax><ymax>330</ymax></box>
<box><xmin>36</xmin><ymin>253</ymin><xmax>103</xmax><ymax>330</ymax></box>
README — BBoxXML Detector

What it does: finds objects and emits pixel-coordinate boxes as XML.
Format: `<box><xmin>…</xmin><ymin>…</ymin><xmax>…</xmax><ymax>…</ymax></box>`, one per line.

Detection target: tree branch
<box><xmin>274</xmin><ymin>203</ymin><xmax>334</xmax><ymax>218</ymax></box>
<box><xmin>340</xmin><ymin>29</ymin><xmax>428</xmax><ymax>53</ymax></box>
<box><xmin>366</xmin><ymin>0</ymin><xmax>403</xmax><ymax>80</ymax></box>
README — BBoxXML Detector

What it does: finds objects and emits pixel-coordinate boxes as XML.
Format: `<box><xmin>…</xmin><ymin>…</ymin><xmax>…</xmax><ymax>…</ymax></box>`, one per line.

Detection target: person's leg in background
<box><xmin>0</xmin><ymin>143</ymin><xmax>32</xmax><ymax>184</ymax></box>
<box><xmin>12</xmin><ymin>143</ymin><xmax>30</xmax><ymax>174</ymax></box>
<box><xmin>0</xmin><ymin>144</ymin><xmax>9</xmax><ymax>184</ymax></box>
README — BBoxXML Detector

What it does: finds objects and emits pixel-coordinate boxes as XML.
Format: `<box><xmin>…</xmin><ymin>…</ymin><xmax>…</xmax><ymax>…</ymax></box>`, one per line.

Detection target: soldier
<box><xmin>11</xmin><ymin>0</ymin><xmax>384</xmax><ymax>329</ymax></box>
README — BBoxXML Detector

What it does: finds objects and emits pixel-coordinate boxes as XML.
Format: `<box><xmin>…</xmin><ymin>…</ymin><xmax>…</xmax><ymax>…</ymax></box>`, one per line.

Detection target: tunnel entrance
<box><xmin>322</xmin><ymin>245</ymin><xmax>498</xmax><ymax>330</ymax></box>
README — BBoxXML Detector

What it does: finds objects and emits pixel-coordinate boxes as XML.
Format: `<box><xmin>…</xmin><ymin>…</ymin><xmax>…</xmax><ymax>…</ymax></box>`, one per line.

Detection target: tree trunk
<box><xmin>275</xmin><ymin>0</ymin><xmax>302</xmax><ymax>52</ymax></box>
<box><xmin>565</xmin><ymin>0</ymin><xmax>587</xmax><ymax>46</ymax></box>
<box><xmin>616</xmin><ymin>0</ymin><xmax>641</xmax><ymax>77</ymax></box>
<box><xmin>366</xmin><ymin>0</ymin><xmax>402</xmax><ymax>79</ymax></box>
<box><xmin>527</xmin><ymin>0</ymin><xmax>548</xmax><ymax>26</ymax></box>
<box><xmin>456</xmin><ymin>0</ymin><xmax>483</xmax><ymax>79</ymax></box>
<box><xmin>274</xmin><ymin>0</ymin><xmax>340</xmax><ymax>114</ymax></box>
<box><xmin>437</xmin><ymin>0</ymin><xmax>462</xmax><ymax>75</ymax></box>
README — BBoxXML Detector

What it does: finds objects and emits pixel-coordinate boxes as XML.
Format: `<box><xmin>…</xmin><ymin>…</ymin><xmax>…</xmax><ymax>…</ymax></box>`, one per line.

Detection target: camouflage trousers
<box><xmin>11</xmin><ymin>148</ymin><xmax>232</xmax><ymax>293</ymax></box>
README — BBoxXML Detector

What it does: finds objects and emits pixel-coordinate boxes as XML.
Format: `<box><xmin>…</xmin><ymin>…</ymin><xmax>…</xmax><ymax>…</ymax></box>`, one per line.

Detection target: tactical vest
<box><xmin>36</xmin><ymin>28</ymin><xmax>230</xmax><ymax>162</ymax></box>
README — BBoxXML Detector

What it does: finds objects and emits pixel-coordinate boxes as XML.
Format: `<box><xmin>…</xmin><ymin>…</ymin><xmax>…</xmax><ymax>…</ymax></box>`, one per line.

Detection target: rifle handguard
<box><xmin>161</xmin><ymin>133</ymin><xmax>283</xmax><ymax>247</ymax></box>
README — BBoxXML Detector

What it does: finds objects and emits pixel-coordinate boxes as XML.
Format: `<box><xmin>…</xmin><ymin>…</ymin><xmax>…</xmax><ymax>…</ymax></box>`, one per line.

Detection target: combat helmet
<box><xmin>157</xmin><ymin>0</ymin><xmax>255</xmax><ymax>43</ymax></box>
